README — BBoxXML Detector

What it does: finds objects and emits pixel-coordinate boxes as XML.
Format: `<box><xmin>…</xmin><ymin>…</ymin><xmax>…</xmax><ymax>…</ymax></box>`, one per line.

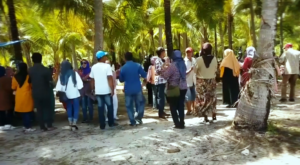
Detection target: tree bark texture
<box><xmin>7</xmin><ymin>0</ymin><xmax>23</xmax><ymax>62</ymax></box>
<box><xmin>233</xmin><ymin>0</ymin><xmax>278</xmax><ymax>131</ymax></box>
<box><xmin>227</xmin><ymin>13</ymin><xmax>233</xmax><ymax>49</ymax></box>
<box><xmin>164</xmin><ymin>0</ymin><xmax>173</xmax><ymax>58</ymax></box>
<box><xmin>182</xmin><ymin>33</ymin><xmax>187</xmax><ymax>51</ymax></box>
<box><xmin>71</xmin><ymin>44</ymin><xmax>78</xmax><ymax>70</ymax></box>
<box><xmin>93</xmin><ymin>0</ymin><xmax>103</xmax><ymax>64</ymax></box>
<box><xmin>159</xmin><ymin>24</ymin><xmax>163</xmax><ymax>47</ymax></box>
<box><xmin>219</xmin><ymin>22</ymin><xmax>225</xmax><ymax>56</ymax></box>
<box><xmin>250</xmin><ymin>0</ymin><xmax>257</xmax><ymax>48</ymax></box>
<box><xmin>279</xmin><ymin>12</ymin><xmax>284</xmax><ymax>55</ymax></box>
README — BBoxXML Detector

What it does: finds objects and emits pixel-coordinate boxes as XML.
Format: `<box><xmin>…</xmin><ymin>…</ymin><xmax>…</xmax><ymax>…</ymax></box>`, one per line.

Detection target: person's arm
<box><xmin>242</xmin><ymin>57</ymin><xmax>250</xmax><ymax>71</ymax></box>
<box><xmin>75</xmin><ymin>72</ymin><xmax>84</xmax><ymax>90</ymax></box>
<box><xmin>138</xmin><ymin>64</ymin><xmax>148</xmax><ymax>86</ymax></box>
<box><xmin>119</xmin><ymin>68</ymin><xmax>124</xmax><ymax>83</ymax></box>
<box><xmin>107</xmin><ymin>66</ymin><xmax>114</xmax><ymax>96</ymax></box>
<box><xmin>161</xmin><ymin>64</ymin><xmax>174</xmax><ymax>80</ymax></box>
<box><xmin>55</xmin><ymin>77</ymin><xmax>62</xmax><ymax>91</ymax></box>
<box><xmin>279</xmin><ymin>52</ymin><xmax>286</xmax><ymax>64</ymax></box>
<box><xmin>89</xmin><ymin>67</ymin><xmax>95</xmax><ymax>94</ymax></box>
<box><xmin>11</xmin><ymin>77</ymin><xmax>17</xmax><ymax>91</ymax></box>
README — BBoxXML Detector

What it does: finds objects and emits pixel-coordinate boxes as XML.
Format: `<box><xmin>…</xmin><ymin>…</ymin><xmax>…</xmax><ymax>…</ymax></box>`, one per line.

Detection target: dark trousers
<box><xmin>152</xmin><ymin>84</ymin><xmax>158</xmax><ymax>109</ymax></box>
<box><xmin>34</xmin><ymin>97</ymin><xmax>53</xmax><ymax>129</ymax></box>
<box><xmin>168</xmin><ymin>89</ymin><xmax>187</xmax><ymax>126</ymax></box>
<box><xmin>22</xmin><ymin>112</ymin><xmax>32</xmax><ymax>129</ymax></box>
<box><xmin>0</xmin><ymin>110</ymin><xmax>13</xmax><ymax>126</ymax></box>
<box><xmin>281</xmin><ymin>74</ymin><xmax>298</xmax><ymax>100</ymax></box>
<box><xmin>96</xmin><ymin>94</ymin><xmax>114</xmax><ymax>128</ymax></box>
<box><xmin>156</xmin><ymin>83</ymin><xmax>166</xmax><ymax>115</ymax></box>
<box><xmin>146</xmin><ymin>83</ymin><xmax>153</xmax><ymax>105</ymax></box>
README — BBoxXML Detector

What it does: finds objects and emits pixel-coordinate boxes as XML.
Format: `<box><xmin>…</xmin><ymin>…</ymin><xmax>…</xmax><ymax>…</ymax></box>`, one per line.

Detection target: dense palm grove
<box><xmin>1</xmin><ymin>0</ymin><xmax>300</xmax><ymax>67</ymax></box>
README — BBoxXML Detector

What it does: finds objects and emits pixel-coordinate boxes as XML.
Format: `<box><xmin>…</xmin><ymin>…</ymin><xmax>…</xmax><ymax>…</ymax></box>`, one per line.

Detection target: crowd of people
<box><xmin>0</xmin><ymin>42</ymin><xmax>299</xmax><ymax>132</ymax></box>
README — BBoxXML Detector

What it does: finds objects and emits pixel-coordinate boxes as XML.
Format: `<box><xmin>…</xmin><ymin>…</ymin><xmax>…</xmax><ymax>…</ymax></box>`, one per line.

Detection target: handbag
<box><xmin>57</xmin><ymin>82</ymin><xmax>68</xmax><ymax>102</ymax></box>
<box><xmin>166</xmin><ymin>85</ymin><xmax>180</xmax><ymax>97</ymax></box>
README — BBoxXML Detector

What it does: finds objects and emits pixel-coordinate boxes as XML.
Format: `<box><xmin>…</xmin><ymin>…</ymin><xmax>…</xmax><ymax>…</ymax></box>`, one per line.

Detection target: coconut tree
<box><xmin>164</xmin><ymin>0</ymin><xmax>173</xmax><ymax>58</ymax></box>
<box><xmin>233</xmin><ymin>0</ymin><xmax>278</xmax><ymax>131</ymax></box>
<box><xmin>6</xmin><ymin>0</ymin><xmax>23</xmax><ymax>62</ymax></box>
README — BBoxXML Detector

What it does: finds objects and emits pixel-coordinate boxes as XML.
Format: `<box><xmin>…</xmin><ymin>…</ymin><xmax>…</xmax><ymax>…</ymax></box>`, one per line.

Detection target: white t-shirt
<box><xmin>90</xmin><ymin>63</ymin><xmax>113</xmax><ymax>95</ymax></box>
<box><xmin>184</xmin><ymin>57</ymin><xmax>196</xmax><ymax>87</ymax></box>
<box><xmin>55</xmin><ymin>72</ymin><xmax>83</xmax><ymax>99</ymax></box>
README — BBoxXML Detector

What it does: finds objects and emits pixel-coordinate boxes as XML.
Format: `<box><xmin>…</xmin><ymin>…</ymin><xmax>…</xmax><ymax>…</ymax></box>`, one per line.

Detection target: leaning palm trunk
<box><xmin>71</xmin><ymin>44</ymin><xmax>78</xmax><ymax>70</ymax></box>
<box><xmin>164</xmin><ymin>0</ymin><xmax>173</xmax><ymax>58</ymax></box>
<box><xmin>233</xmin><ymin>0</ymin><xmax>278</xmax><ymax>131</ymax></box>
<box><xmin>7</xmin><ymin>0</ymin><xmax>23</xmax><ymax>62</ymax></box>
<box><xmin>93</xmin><ymin>0</ymin><xmax>103</xmax><ymax>64</ymax></box>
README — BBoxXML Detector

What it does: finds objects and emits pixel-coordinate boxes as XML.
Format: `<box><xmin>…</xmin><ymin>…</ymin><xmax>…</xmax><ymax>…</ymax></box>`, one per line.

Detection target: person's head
<box><xmin>284</xmin><ymin>43</ymin><xmax>293</xmax><ymax>51</ymax></box>
<box><xmin>224</xmin><ymin>49</ymin><xmax>234</xmax><ymax>58</ymax></box>
<box><xmin>17</xmin><ymin>63</ymin><xmax>28</xmax><ymax>74</ymax></box>
<box><xmin>185</xmin><ymin>47</ymin><xmax>193</xmax><ymax>60</ymax></box>
<box><xmin>156</xmin><ymin>47</ymin><xmax>166</xmax><ymax>58</ymax></box>
<box><xmin>0</xmin><ymin>66</ymin><xmax>5</xmax><ymax>77</ymax></box>
<box><xmin>96</xmin><ymin>51</ymin><xmax>109</xmax><ymax>62</ymax></box>
<box><xmin>31</xmin><ymin>53</ymin><xmax>42</xmax><ymax>64</ymax></box>
<box><xmin>200</xmin><ymin>43</ymin><xmax>213</xmax><ymax>56</ymax></box>
<box><xmin>124</xmin><ymin>52</ymin><xmax>133</xmax><ymax>61</ymax></box>
<box><xmin>80</xmin><ymin>59</ymin><xmax>90</xmax><ymax>69</ymax></box>
<box><xmin>60</xmin><ymin>60</ymin><xmax>73</xmax><ymax>75</ymax></box>
<box><xmin>172</xmin><ymin>50</ymin><xmax>183</xmax><ymax>61</ymax></box>
<box><xmin>150</xmin><ymin>56</ymin><xmax>158</xmax><ymax>65</ymax></box>
<box><xmin>246</xmin><ymin>46</ymin><xmax>256</xmax><ymax>58</ymax></box>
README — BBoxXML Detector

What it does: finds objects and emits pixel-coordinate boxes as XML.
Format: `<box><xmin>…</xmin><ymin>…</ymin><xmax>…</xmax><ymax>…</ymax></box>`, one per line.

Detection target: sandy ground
<box><xmin>0</xmin><ymin>84</ymin><xmax>300</xmax><ymax>165</ymax></box>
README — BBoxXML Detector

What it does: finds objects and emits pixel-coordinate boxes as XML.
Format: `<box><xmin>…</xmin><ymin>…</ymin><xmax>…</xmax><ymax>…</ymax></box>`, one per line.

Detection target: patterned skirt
<box><xmin>194</xmin><ymin>78</ymin><xmax>217</xmax><ymax>116</ymax></box>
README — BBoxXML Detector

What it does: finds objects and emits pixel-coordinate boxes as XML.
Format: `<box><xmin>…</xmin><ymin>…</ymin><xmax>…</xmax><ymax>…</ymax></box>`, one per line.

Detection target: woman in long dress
<box><xmin>220</xmin><ymin>49</ymin><xmax>240</xmax><ymax>108</ymax></box>
<box><xmin>194</xmin><ymin>43</ymin><xmax>218</xmax><ymax>124</ymax></box>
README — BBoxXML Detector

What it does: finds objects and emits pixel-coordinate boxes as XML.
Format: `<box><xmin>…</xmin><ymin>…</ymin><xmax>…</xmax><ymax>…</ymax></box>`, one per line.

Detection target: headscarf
<box><xmin>172</xmin><ymin>50</ymin><xmax>186</xmax><ymax>80</ymax></box>
<box><xmin>246</xmin><ymin>46</ymin><xmax>256</xmax><ymax>58</ymax></box>
<box><xmin>14</xmin><ymin>63</ymin><xmax>28</xmax><ymax>88</ymax></box>
<box><xmin>220</xmin><ymin>49</ymin><xmax>240</xmax><ymax>77</ymax></box>
<box><xmin>80</xmin><ymin>60</ymin><xmax>91</xmax><ymax>76</ymax></box>
<box><xmin>0</xmin><ymin>66</ymin><xmax>5</xmax><ymax>77</ymax></box>
<box><xmin>200</xmin><ymin>43</ymin><xmax>214</xmax><ymax>68</ymax></box>
<box><xmin>150</xmin><ymin>56</ymin><xmax>158</xmax><ymax>65</ymax></box>
<box><xmin>60</xmin><ymin>60</ymin><xmax>77</xmax><ymax>86</ymax></box>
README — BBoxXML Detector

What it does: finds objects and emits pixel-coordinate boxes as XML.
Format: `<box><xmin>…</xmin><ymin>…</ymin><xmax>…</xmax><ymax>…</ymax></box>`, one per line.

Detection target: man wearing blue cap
<box><xmin>90</xmin><ymin>51</ymin><xmax>117</xmax><ymax>129</ymax></box>
<box><xmin>119</xmin><ymin>52</ymin><xmax>147</xmax><ymax>126</ymax></box>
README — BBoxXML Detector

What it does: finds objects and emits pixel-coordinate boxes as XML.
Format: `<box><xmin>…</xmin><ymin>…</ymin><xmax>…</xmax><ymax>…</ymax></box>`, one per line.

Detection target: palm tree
<box><xmin>164</xmin><ymin>0</ymin><xmax>173</xmax><ymax>58</ymax></box>
<box><xmin>233</xmin><ymin>0</ymin><xmax>278</xmax><ymax>131</ymax></box>
<box><xmin>93</xmin><ymin>0</ymin><xmax>103</xmax><ymax>64</ymax></box>
<box><xmin>6</xmin><ymin>0</ymin><xmax>23</xmax><ymax>62</ymax></box>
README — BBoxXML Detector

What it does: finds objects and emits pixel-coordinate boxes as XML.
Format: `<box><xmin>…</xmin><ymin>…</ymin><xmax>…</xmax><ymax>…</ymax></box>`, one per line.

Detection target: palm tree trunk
<box><xmin>250</xmin><ymin>0</ymin><xmax>257</xmax><ymax>48</ymax></box>
<box><xmin>164</xmin><ymin>0</ymin><xmax>173</xmax><ymax>58</ymax></box>
<box><xmin>219</xmin><ymin>22</ymin><xmax>225</xmax><ymax>57</ymax></box>
<box><xmin>71</xmin><ymin>44</ymin><xmax>78</xmax><ymax>70</ymax></box>
<box><xmin>177</xmin><ymin>32</ymin><xmax>181</xmax><ymax>50</ymax></box>
<box><xmin>150</xmin><ymin>29</ymin><xmax>155</xmax><ymax>55</ymax></box>
<box><xmin>93</xmin><ymin>0</ymin><xmax>103</xmax><ymax>64</ymax></box>
<box><xmin>233</xmin><ymin>0</ymin><xmax>278</xmax><ymax>131</ymax></box>
<box><xmin>6</xmin><ymin>0</ymin><xmax>23</xmax><ymax>62</ymax></box>
<box><xmin>159</xmin><ymin>24</ymin><xmax>163</xmax><ymax>47</ymax></box>
<box><xmin>227</xmin><ymin>13</ymin><xmax>233</xmax><ymax>49</ymax></box>
<box><xmin>279</xmin><ymin>12</ymin><xmax>284</xmax><ymax>55</ymax></box>
<box><xmin>182</xmin><ymin>33</ymin><xmax>187</xmax><ymax>50</ymax></box>
<box><xmin>214</xmin><ymin>26</ymin><xmax>218</xmax><ymax>56</ymax></box>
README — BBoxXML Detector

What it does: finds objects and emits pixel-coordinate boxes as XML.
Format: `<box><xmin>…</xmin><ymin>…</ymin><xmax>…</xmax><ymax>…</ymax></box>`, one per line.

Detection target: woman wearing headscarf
<box><xmin>194</xmin><ymin>43</ymin><xmax>218</xmax><ymax>124</ymax></box>
<box><xmin>56</xmin><ymin>60</ymin><xmax>83</xmax><ymax>130</ymax></box>
<box><xmin>220</xmin><ymin>49</ymin><xmax>240</xmax><ymax>108</ymax></box>
<box><xmin>79</xmin><ymin>59</ymin><xmax>94</xmax><ymax>123</ymax></box>
<box><xmin>0</xmin><ymin>66</ymin><xmax>14</xmax><ymax>130</ymax></box>
<box><xmin>161</xmin><ymin>50</ymin><xmax>187</xmax><ymax>129</ymax></box>
<box><xmin>147</xmin><ymin>56</ymin><xmax>159</xmax><ymax>109</ymax></box>
<box><xmin>241</xmin><ymin>46</ymin><xmax>255</xmax><ymax>87</ymax></box>
<box><xmin>12</xmin><ymin>63</ymin><xmax>35</xmax><ymax>132</ymax></box>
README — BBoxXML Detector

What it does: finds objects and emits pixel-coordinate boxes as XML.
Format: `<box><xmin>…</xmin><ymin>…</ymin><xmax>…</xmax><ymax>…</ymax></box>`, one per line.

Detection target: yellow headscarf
<box><xmin>220</xmin><ymin>49</ymin><xmax>240</xmax><ymax>77</ymax></box>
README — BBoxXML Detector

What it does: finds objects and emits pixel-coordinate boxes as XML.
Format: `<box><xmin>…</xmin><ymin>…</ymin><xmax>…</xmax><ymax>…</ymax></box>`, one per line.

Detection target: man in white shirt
<box><xmin>89</xmin><ymin>51</ymin><xmax>117</xmax><ymax>129</ymax></box>
<box><xmin>184</xmin><ymin>47</ymin><xmax>196</xmax><ymax>115</ymax></box>
<box><xmin>279</xmin><ymin>43</ymin><xmax>300</xmax><ymax>102</ymax></box>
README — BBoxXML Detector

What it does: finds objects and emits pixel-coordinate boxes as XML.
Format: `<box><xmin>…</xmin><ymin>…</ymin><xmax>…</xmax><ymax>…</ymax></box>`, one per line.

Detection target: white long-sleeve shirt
<box><xmin>279</xmin><ymin>48</ymin><xmax>300</xmax><ymax>75</ymax></box>
<box><xmin>56</xmin><ymin>72</ymin><xmax>83</xmax><ymax>99</ymax></box>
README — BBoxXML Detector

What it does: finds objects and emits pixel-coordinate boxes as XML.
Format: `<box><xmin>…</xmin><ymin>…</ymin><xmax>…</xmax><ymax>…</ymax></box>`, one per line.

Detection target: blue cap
<box><xmin>96</xmin><ymin>51</ymin><xmax>108</xmax><ymax>59</ymax></box>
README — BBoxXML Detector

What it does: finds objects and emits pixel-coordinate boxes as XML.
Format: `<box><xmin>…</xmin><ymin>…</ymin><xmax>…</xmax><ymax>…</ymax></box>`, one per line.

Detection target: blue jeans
<box><xmin>96</xmin><ymin>94</ymin><xmax>114</xmax><ymax>128</ymax></box>
<box><xmin>66</xmin><ymin>97</ymin><xmax>80</xmax><ymax>122</ymax></box>
<box><xmin>156</xmin><ymin>84</ymin><xmax>166</xmax><ymax>115</ymax></box>
<box><xmin>22</xmin><ymin>112</ymin><xmax>32</xmax><ymax>129</ymax></box>
<box><xmin>125</xmin><ymin>92</ymin><xmax>145</xmax><ymax>125</ymax></box>
<box><xmin>81</xmin><ymin>95</ymin><xmax>93</xmax><ymax>121</ymax></box>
